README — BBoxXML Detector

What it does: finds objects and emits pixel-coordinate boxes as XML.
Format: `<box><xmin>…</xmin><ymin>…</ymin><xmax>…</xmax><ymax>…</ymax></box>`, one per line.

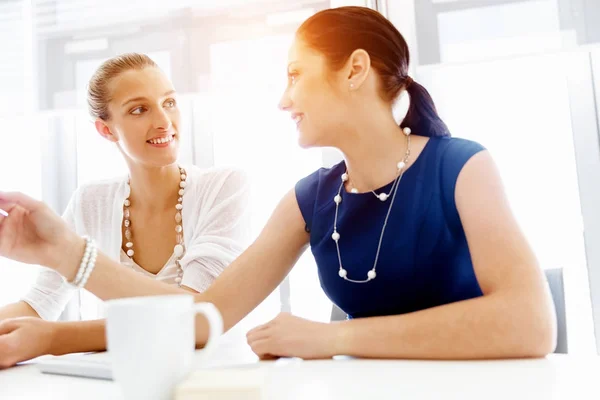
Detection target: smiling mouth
<box><xmin>147</xmin><ymin>133</ymin><xmax>176</xmax><ymax>145</ymax></box>
<box><xmin>292</xmin><ymin>113</ymin><xmax>304</xmax><ymax>125</ymax></box>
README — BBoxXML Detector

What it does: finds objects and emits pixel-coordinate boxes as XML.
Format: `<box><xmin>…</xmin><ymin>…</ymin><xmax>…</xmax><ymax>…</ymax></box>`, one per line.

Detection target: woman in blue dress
<box><xmin>0</xmin><ymin>6</ymin><xmax>555</xmax><ymax>362</ymax></box>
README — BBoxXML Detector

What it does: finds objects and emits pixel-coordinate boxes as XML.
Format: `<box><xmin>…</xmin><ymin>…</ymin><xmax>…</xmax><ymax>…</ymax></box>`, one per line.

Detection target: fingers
<box><xmin>246</xmin><ymin>323</ymin><xmax>270</xmax><ymax>341</ymax></box>
<box><xmin>246</xmin><ymin>314</ymin><xmax>298</xmax><ymax>359</ymax></box>
<box><xmin>0</xmin><ymin>204</ymin><xmax>17</xmax><ymax>219</ymax></box>
<box><xmin>247</xmin><ymin>312</ymin><xmax>288</xmax><ymax>335</ymax></box>
<box><xmin>247</xmin><ymin>339</ymin><xmax>275</xmax><ymax>359</ymax></box>
<box><xmin>0</xmin><ymin>321</ymin><xmax>20</xmax><ymax>369</ymax></box>
<box><xmin>246</xmin><ymin>331</ymin><xmax>270</xmax><ymax>352</ymax></box>
<box><xmin>259</xmin><ymin>353</ymin><xmax>279</xmax><ymax>361</ymax></box>
<box><xmin>0</xmin><ymin>192</ymin><xmax>41</xmax><ymax>212</ymax></box>
<box><xmin>247</xmin><ymin>323</ymin><xmax>273</xmax><ymax>356</ymax></box>
<box><xmin>248</xmin><ymin>339</ymin><xmax>283</xmax><ymax>360</ymax></box>
<box><xmin>0</xmin><ymin>337</ymin><xmax>20</xmax><ymax>369</ymax></box>
<box><xmin>247</xmin><ymin>325</ymin><xmax>288</xmax><ymax>359</ymax></box>
<box><xmin>0</xmin><ymin>319</ymin><xmax>20</xmax><ymax>336</ymax></box>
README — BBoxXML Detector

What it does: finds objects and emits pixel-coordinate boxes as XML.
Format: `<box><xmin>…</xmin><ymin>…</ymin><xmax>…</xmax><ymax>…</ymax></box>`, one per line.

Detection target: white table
<box><xmin>1</xmin><ymin>344</ymin><xmax>599</xmax><ymax>400</ymax></box>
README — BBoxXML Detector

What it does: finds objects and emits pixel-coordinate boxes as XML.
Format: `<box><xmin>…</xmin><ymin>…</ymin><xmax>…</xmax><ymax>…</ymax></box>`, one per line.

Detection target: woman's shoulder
<box><xmin>431</xmin><ymin>137</ymin><xmax>487</xmax><ymax>227</ymax></box>
<box><xmin>296</xmin><ymin>161</ymin><xmax>346</xmax><ymax>191</ymax></box>
<box><xmin>295</xmin><ymin>162</ymin><xmax>345</xmax><ymax>224</ymax></box>
<box><xmin>418</xmin><ymin>136</ymin><xmax>486</xmax><ymax>178</ymax></box>
<box><xmin>185</xmin><ymin>164</ymin><xmax>247</xmax><ymax>182</ymax></box>
<box><xmin>69</xmin><ymin>175</ymin><xmax>127</xmax><ymax>210</ymax></box>
<box><xmin>430</xmin><ymin>136</ymin><xmax>485</xmax><ymax>180</ymax></box>
<box><xmin>185</xmin><ymin>164</ymin><xmax>249</xmax><ymax>192</ymax></box>
<box><xmin>182</xmin><ymin>165</ymin><xmax>251</xmax><ymax>212</ymax></box>
<box><xmin>432</xmin><ymin>136</ymin><xmax>486</xmax><ymax>162</ymax></box>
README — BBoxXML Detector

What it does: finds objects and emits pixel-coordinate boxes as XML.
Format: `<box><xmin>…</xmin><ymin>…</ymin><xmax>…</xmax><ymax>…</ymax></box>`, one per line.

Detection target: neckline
<box><xmin>340</xmin><ymin>136</ymin><xmax>434</xmax><ymax>195</ymax></box>
<box><xmin>116</xmin><ymin>167</ymin><xmax>187</xmax><ymax>278</ymax></box>
<box><xmin>120</xmin><ymin>248</ymin><xmax>176</xmax><ymax>277</ymax></box>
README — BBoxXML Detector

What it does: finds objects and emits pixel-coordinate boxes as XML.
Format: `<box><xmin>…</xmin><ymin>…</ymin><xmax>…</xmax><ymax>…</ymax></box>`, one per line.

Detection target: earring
<box><xmin>349</xmin><ymin>83</ymin><xmax>354</xmax><ymax>89</ymax></box>
<box><xmin>403</xmin><ymin>127</ymin><xmax>411</xmax><ymax>136</ymax></box>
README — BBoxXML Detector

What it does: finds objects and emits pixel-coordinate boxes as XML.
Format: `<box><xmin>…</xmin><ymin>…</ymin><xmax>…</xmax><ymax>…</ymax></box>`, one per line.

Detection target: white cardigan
<box><xmin>23</xmin><ymin>165</ymin><xmax>251</xmax><ymax>321</ymax></box>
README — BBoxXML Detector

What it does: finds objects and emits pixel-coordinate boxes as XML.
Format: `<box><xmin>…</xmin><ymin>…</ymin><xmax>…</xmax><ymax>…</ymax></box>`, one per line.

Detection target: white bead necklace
<box><xmin>332</xmin><ymin>127</ymin><xmax>412</xmax><ymax>283</ymax></box>
<box><xmin>123</xmin><ymin>166</ymin><xmax>187</xmax><ymax>287</ymax></box>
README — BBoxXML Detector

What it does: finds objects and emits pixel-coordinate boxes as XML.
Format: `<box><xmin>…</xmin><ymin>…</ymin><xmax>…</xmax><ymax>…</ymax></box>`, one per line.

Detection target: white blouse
<box><xmin>22</xmin><ymin>165</ymin><xmax>251</xmax><ymax>321</ymax></box>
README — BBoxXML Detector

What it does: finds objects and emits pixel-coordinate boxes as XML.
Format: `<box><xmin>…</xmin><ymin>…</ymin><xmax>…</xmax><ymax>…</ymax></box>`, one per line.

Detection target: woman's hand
<box><xmin>0</xmin><ymin>191</ymin><xmax>83</xmax><ymax>279</ymax></box>
<box><xmin>0</xmin><ymin>317</ymin><xmax>59</xmax><ymax>369</ymax></box>
<box><xmin>246</xmin><ymin>313</ymin><xmax>341</xmax><ymax>360</ymax></box>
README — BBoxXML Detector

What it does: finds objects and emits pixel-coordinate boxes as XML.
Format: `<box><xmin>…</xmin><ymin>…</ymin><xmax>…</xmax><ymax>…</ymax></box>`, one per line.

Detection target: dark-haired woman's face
<box><xmin>278</xmin><ymin>38</ymin><xmax>350</xmax><ymax>148</ymax></box>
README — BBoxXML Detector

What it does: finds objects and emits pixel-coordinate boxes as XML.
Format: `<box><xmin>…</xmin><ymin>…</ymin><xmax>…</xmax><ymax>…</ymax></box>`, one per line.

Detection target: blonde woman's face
<box><xmin>100</xmin><ymin>67</ymin><xmax>181</xmax><ymax>167</ymax></box>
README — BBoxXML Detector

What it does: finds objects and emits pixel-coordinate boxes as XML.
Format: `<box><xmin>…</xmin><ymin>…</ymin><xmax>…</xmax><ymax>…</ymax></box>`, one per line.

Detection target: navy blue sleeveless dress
<box><xmin>295</xmin><ymin>137</ymin><xmax>486</xmax><ymax>319</ymax></box>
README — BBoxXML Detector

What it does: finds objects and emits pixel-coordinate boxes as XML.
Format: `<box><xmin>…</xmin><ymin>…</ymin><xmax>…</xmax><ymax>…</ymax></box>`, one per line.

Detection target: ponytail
<box><xmin>400</xmin><ymin>77</ymin><xmax>450</xmax><ymax>138</ymax></box>
<box><xmin>296</xmin><ymin>7</ymin><xmax>451</xmax><ymax>137</ymax></box>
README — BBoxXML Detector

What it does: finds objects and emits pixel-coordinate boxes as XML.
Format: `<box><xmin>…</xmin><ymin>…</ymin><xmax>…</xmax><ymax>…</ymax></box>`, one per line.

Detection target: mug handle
<box><xmin>193</xmin><ymin>302</ymin><xmax>224</xmax><ymax>352</ymax></box>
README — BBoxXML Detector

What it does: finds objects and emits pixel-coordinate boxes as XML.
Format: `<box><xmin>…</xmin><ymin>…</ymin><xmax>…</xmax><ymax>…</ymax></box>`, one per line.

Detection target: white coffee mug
<box><xmin>105</xmin><ymin>294</ymin><xmax>223</xmax><ymax>400</ymax></box>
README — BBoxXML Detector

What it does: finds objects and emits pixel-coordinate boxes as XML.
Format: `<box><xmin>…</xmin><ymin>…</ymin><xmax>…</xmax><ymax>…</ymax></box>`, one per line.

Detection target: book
<box><xmin>175</xmin><ymin>365</ymin><xmax>267</xmax><ymax>400</ymax></box>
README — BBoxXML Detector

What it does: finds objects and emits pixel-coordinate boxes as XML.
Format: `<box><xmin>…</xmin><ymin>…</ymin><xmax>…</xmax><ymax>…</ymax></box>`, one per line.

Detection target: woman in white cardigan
<box><xmin>0</xmin><ymin>53</ymin><xmax>250</xmax><ymax>365</ymax></box>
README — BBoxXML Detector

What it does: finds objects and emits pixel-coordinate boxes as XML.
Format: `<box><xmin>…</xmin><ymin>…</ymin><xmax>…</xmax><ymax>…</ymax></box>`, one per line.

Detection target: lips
<box><xmin>147</xmin><ymin>133</ymin><xmax>175</xmax><ymax>145</ymax></box>
<box><xmin>291</xmin><ymin>113</ymin><xmax>304</xmax><ymax>125</ymax></box>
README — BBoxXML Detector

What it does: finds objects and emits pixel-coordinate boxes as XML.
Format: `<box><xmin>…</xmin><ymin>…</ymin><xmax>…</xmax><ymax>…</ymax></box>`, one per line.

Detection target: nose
<box><xmin>278</xmin><ymin>89</ymin><xmax>292</xmax><ymax>111</ymax></box>
<box><xmin>152</xmin><ymin>107</ymin><xmax>172</xmax><ymax>130</ymax></box>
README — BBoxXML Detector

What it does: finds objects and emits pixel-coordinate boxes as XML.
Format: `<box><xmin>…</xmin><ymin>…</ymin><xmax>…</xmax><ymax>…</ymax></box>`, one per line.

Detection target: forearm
<box><xmin>55</xmin><ymin>240</ymin><xmax>221</xmax><ymax>347</ymax></box>
<box><xmin>0</xmin><ymin>301</ymin><xmax>40</xmax><ymax>321</ymax></box>
<box><xmin>55</xmin><ymin>190</ymin><xmax>308</xmax><ymax>348</ymax></box>
<box><xmin>79</xmin><ymin>250</ymin><xmax>254</xmax><ymax>348</ymax></box>
<box><xmin>50</xmin><ymin>319</ymin><xmax>107</xmax><ymax>355</ymax></box>
<box><xmin>59</xmin><ymin>240</ymin><xmax>187</xmax><ymax>300</ymax></box>
<box><xmin>59</xmin><ymin>244</ymin><xmax>245</xmax><ymax>347</ymax></box>
<box><xmin>334</xmin><ymin>289</ymin><xmax>556</xmax><ymax>359</ymax></box>
<box><xmin>84</xmin><ymin>253</ymin><xmax>187</xmax><ymax>299</ymax></box>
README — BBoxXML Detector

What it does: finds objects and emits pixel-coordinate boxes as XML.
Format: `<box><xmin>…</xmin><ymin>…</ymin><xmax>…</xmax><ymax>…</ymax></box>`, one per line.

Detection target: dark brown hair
<box><xmin>297</xmin><ymin>6</ymin><xmax>450</xmax><ymax>137</ymax></box>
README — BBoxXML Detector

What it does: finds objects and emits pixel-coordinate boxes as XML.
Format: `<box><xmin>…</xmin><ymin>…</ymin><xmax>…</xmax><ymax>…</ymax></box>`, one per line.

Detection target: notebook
<box><xmin>36</xmin><ymin>351</ymin><xmax>300</xmax><ymax>385</ymax></box>
<box><xmin>36</xmin><ymin>352</ymin><xmax>112</xmax><ymax>380</ymax></box>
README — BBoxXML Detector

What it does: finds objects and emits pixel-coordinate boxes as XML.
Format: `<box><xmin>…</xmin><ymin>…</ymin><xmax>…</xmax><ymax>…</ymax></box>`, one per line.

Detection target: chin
<box><xmin>154</xmin><ymin>143</ymin><xmax>180</xmax><ymax>165</ymax></box>
<box><xmin>145</xmin><ymin>152</ymin><xmax>179</xmax><ymax>168</ymax></box>
<box><xmin>297</xmin><ymin>140</ymin><xmax>313</xmax><ymax>149</ymax></box>
<box><xmin>297</xmin><ymin>130</ymin><xmax>320</xmax><ymax>149</ymax></box>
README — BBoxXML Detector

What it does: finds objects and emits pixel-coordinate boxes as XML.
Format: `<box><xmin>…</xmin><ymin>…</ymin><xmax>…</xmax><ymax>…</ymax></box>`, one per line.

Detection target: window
<box><xmin>417</xmin><ymin>53</ymin><xmax>595</xmax><ymax>354</ymax></box>
<box><xmin>414</xmin><ymin>0</ymin><xmax>600</xmax><ymax>66</ymax></box>
<box><xmin>208</xmin><ymin>34</ymin><xmax>331</xmax><ymax>323</ymax></box>
<box><xmin>0</xmin><ymin>116</ymin><xmax>44</xmax><ymax>305</ymax></box>
<box><xmin>389</xmin><ymin>0</ymin><xmax>600</xmax><ymax>353</ymax></box>
<box><xmin>0</xmin><ymin>0</ymin><xmax>368</xmax><ymax>325</ymax></box>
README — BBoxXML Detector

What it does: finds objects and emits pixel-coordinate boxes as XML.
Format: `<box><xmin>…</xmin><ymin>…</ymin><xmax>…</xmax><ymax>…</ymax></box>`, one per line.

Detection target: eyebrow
<box><xmin>121</xmin><ymin>90</ymin><xmax>176</xmax><ymax>107</ymax></box>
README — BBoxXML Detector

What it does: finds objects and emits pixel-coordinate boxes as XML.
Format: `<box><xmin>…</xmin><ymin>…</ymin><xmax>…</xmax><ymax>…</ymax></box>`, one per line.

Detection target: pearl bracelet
<box><xmin>69</xmin><ymin>236</ymin><xmax>98</xmax><ymax>288</ymax></box>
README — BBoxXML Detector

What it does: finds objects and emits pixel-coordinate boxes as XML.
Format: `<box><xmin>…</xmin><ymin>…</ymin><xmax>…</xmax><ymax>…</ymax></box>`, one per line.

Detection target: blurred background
<box><xmin>1</xmin><ymin>0</ymin><xmax>600</xmax><ymax>355</ymax></box>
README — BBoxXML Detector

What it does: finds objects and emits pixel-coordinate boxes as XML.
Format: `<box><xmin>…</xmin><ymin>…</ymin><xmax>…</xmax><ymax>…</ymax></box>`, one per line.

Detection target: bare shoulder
<box><xmin>257</xmin><ymin>188</ymin><xmax>309</xmax><ymax>247</ymax></box>
<box><xmin>454</xmin><ymin>149</ymin><xmax>543</xmax><ymax>293</ymax></box>
<box><xmin>455</xmin><ymin>149</ymin><xmax>500</xmax><ymax>201</ymax></box>
<box><xmin>454</xmin><ymin>149</ymin><xmax>510</xmax><ymax>226</ymax></box>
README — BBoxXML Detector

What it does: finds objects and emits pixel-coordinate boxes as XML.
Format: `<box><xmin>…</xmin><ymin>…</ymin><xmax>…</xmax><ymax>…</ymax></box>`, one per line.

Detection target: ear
<box><xmin>345</xmin><ymin>49</ymin><xmax>371</xmax><ymax>91</ymax></box>
<box><xmin>94</xmin><ymin>119</ymin><xmax>119</xmax><ymax>143</ymax></box>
